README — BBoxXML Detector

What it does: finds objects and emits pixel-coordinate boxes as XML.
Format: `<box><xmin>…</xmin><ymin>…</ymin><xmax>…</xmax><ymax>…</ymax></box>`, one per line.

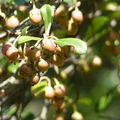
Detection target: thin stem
<box><xmin>72</xmin><ymin>104</ymin><xmax>78</xmax><ymax>112</ymax></box>
<box><xmin>53</xmin><ymin>78</ymin><xmax>60</xmax><ymax>85</ymax></box>
<box><xmin>39</xmin><ymin>76</ymin><xmax>51</xmax><ymax>86</ymax></box>
<box><xmin>32</xmin><ymin>0</ymin><xmax>36</xmax><ymax>9</ymax></box>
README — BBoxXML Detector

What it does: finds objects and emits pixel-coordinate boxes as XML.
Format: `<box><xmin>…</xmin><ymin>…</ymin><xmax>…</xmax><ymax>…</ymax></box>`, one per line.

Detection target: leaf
<box><xmin>85</xmin><ymin>16</ymin><xmax>109</xmax><ymax>39</ymax></box>
<box><xmin>17</xmin><ymin>36</ymin><xmax>42</xmax><ymax>44</ymax></box>
<box><xmin>31</xmin><ymin>81</ymin><xmax>47</xmax><ymax>98</ymax></box>
<box><xmin>40</xmin><ymin>4</ymin><xmax>52</xmax><ymax>32</ymax></box>
<box><xmin>54</xmin><ymin>38</ymin><xmax>87</xmax><ymax>55</ymax></box>
<box><xmin>7</xmin><ymin>62</ymin><xmax>19</xmax><ymax>73</ymax></box>
<box><xmin>21</xmin><ymin>26</ymin><xmax>29</xmax><ymax>36</ymax></box>
<box><xmin>96</xmin><ymin>94</ymin><xmax>112</xmax><ymax>111</ymax></box>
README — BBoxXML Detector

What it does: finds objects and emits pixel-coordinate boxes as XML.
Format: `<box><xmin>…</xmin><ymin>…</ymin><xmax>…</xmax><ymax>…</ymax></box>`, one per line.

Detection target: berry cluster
<box><xmin>54</xmin><ymin>4</ymin><xmax>84</xmax><ymax>36</ymax></box>
<box><xmin>2</xmin><ymin>39</ymin><xmax>69</xmax><ymax>85</ymax></box>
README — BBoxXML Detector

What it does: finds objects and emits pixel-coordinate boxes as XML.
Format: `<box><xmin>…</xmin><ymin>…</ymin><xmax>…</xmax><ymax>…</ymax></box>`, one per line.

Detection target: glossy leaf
<box><xmin>17</xmin><ymin>36</ymin><xmax>42</xmax><ymax>44</ymax></box>
<box><xmin>40</xmin><ymin>4</ymin><xmax>52</xmax><ymax>32</ymax></box>
<box><xmin>31</xmin><ymin>81</ymin><xmax>47</xmax><ymax>98</ymax></box>
<box><xmin>54</xmin><ymin>38</ymin><xmax>87</xmax><ymax>55</ymax></box>
<box><xmin>85</xmin><ymin>16</ymin><xmax>109</xmax><ymax>39</ymax></box>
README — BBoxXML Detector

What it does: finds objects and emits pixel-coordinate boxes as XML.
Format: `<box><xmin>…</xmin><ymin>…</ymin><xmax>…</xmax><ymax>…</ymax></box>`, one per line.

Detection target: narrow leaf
<box><xmin>54</xmin><ymin>38</ymin><xmax>87</xmax><ymax>55</ymax></box>
<box><xmin>21</xmin><ymin>26</ymin><xmax>29</xmax><ymax>36</ymax></box>
<box><xmin>40</xmin><ymin>4</ymin><xmax>52</xmax><ymax>32</ymax></box>
<box><xmin>17</xmin><ymin>36</ymin><xmax>42</xmax><ymax>44</ymax></box>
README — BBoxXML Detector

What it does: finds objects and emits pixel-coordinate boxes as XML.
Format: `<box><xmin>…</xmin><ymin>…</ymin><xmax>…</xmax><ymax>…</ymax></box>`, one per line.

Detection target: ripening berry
<box><xmin>19</xmin><ymin>63</ymin><xmax>32</xmax><ymax>78</ymax></box>
<box><xmin>54</xmin><ymin>84</ymin><xmax>66</xmax><ymax>98</ymax></box>
<box><xmin>44</xmin><ymin>86</ymin><xmax>55</xmax><ymax>99</ymax></box>
<box><xmin>29</xmin><ymin>73</ymin><xmax>40</xmax><ymax>85</ymax></box>
<box><xmin>71</xmin><ymin>8</ymin><xmax>83</xmax><ymax>24</ymax></box>
<box><xmin>26</xmin><ymin>46</ymin><xmax>40</xmax><ymax>61</ymax></box>
<box><xmin>41</xmin><ymin>39</ymin><xmax>56</xmax><ymax>56</ymax></box>
<box><xmin>52</xmin><ymin>54</ymin><xmax>65</xmax><ymax>67</ymax></box>
<box><xmin>71</xmin><ymin>112</ymin><xmax>84</xmax><ymax>120</ymax></box>
<box><xmin>36</xmin><ymin>58</ymin><xmax>50</xmax><ymax>72</ymax></box>
<box><xmin>5</xmin><ymin>46</ymin><xmax>20</xmax><ymax>63</ymax></box>
<box><xmin>29</xmin><ymin>8</ymin><xmax>42</xmax><ymax>25</ymax></box>
<box><xmin>2</xmin><ymin>43</ymin><xmax>12</xmax><ymax>56</ymax></box>
<box><xmin>6</xmin><ymin>16</ymin><xmax>19</xmax><ymax>29</ymax></box>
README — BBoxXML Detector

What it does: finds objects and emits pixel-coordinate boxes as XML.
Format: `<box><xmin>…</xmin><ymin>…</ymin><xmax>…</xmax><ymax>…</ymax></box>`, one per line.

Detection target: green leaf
<box><xmin>85</xmin><ymin>16</ymin><xmax>109</xmax><ymax>39</ymax></box>
<box><xmin>54</xmin><ymin>38</ymin><xmax>87</xmax><ymax>55</ymax></box>
<box><xmin>31</xmin><ymin>81</ymin><xmax>47</xmax><ymax>98</ymax></box>
<box><xmin>21</xmin><ymin>26</ymin><xmax>29</xmax><ymax>36</ymax></box>
<box><xmin>96</xmin><ymin>94</ymin><xmax>112</xmax><ymax>111</ymax></box>
<box><xmin>40</xmin><ymin>4</ymin><xmax>52</xmax><ymax>32</ymax></box>
<box><xmin>17</xmin><ymin>36</ymin><xmax>42</xmax><ymax>44</ymax></box>
<box><xmin>7</xmin><ymin>62</ymin><xmax>19</xmax><ymax>73</ymax></box>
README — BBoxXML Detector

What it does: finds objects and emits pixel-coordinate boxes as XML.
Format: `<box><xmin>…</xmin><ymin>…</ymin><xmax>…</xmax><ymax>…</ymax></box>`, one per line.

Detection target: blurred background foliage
<box><xmin>0</xmin><ymin>0</ymin><xmax>120</xmax><ymax>120</ymax></box>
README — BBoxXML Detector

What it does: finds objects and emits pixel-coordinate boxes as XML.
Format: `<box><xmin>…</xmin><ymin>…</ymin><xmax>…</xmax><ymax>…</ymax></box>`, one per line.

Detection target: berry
<box><xmin>19</xmin><ymin>63</ymin><xmax>32</xmax><ymax>78</ymax></box>
<box><xmin>41</xmin><ymin>39</ymin><xmax>56</xmax><ymax>56</ymax></box>
<box><xmin>5</xmin><ymin>46</ymin><xmax>20</xmax><ymax>63</ymax></box>
<box><xmin>29</xmin><ymin>8</ymin><xmax>42</xmax><ymax>25</ymax></box>
<box><xmin>71</xmin><ymin>8</ymin><xmax>83</xmax><ymax>24</ymax></box>
<box><xmin>54</xmin><ymin>84</ymin><xmax>66</xmax><ymax>98</ymax></box>
<box><xmin>67</xmin><ymin>20</ymin><xmax>78</xmax><ymax>36</ymax></box>
<box><xmin>44</xmin><ymin>86</ymin><xmax>55</xmax><ymax>99</ymax></box>
<box><xmin>29</xmin><ymin>73</ymin><xmax>40</xmax><ymax>85</ymax></box>
<box><xmin>71</xmin><ymin>112</ymin><xmax>84</xmax><ymax>120</ymax></box>
<box><xmin>36</xmin><ymin>58</ymin><xmax>50</xmax><ymax>72</ymax></box>
<box><xmin>52</xmin><ymin>54</ymin><xmax>65</xmax><ymax>67</ymax></box>
<box><xmin>2</xmin><ymin>43</ymin><xmax>12</xmax><ymax>56</ymax></box>
<box><xmin>6</xmin><ymin>16</ymin><xmax>19</xmax><ymax>29</ymax></box>
<box><xmin>26</xmin><ymin>46</ymin><xmax>40</xmax><ymax>61</ymax></box>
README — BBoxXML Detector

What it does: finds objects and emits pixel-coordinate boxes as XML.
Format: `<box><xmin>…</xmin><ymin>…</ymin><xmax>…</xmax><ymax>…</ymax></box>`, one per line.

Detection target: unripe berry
<box><xmin>51</xmin><ymin>96</ymin><xmax>64</xmax><ymax>110</ymax></box>
<box><xmin>5</xmin><ymin>47</ymin><xmax>20</xmax><ymax>63</ymax></box>
<box><xmin>42</xmin><ymin>39</ymin><xmax>56</xmax><ymax>55</ymax></box>
<box><xmin>29</xmin><ymin>73</ymin><xmax>40</xmax><ymax>85</ymax></box>
<box><xmin>58</xmin><ymin>16</ymin><xmax>69</xmax><ymax>29</ymax></box>
<box><xmin>36</xmin><ymin>58</ymin><xmax>50</xmax><ymax>72</ymax></box>
<box><xmin>71</xmin><ymin>8</ymin><xmax>83</xmax><ymax>24</ymax></box>
<box><xmin>106</xmin><ymin>31</ymin><xmax>118</xmax><ymax>42</ymax></box>
<box><xmin>67</xmin><ymin>20</ymin><xmax>78</xmax><ymax>36</ymax></box>
<box><xmin>54</xmin><ymin>84</ymin><xmax>66</xmax><ymax>98</ymax></box>
<box><xmin>71</xmin><ymin>112</ymin><xmax>84</xmax><ymax>120</ymax></box>
<box><xmin>55</xmin><ymin>45</ymin><xmax>69</xmax><ymax>57</ymax></box>
<box><xmin>29</xmin><ymin>8</ymin><xmax>42</xmax><ymax>25</ymax></box>
<box><xmin>6</xmin><ymin>16</ymin><xmax>19</xmax><ymax>29</ymax></box>
<box><xmin>90</xmin><ymin>56</ymin><xmax>102</xmax><ymax>68</ymax></box>
<box><xmin>44</xmin><ymin>86</ymin><xmax>55</xmax><ymax>99</ymax></box>
<box><xmin>19</xmin><ymin>63</ymin><xmax>32</xmax><ymax>78</ymax></box>
<box><xmin>52</xmin><ymin>54</ymin><xmax>65</xmax><ymax>67</ymax></box>
<box><xmin>2</xmin><ymin>43</ymin><xmax>12</xmax><ymax>56</ymax></box>
<box><xmin>26</xmin><ymin>46</ymin><xmax>40</xmax><ymax>61</ymax></box>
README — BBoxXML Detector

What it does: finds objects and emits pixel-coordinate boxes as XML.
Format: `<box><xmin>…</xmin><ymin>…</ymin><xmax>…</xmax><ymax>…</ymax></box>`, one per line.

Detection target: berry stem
<box><xmin>73</xmin><ymin>104</ymin><xmax>78</xmax><ymax>112</ymax></box>
<box><xmin>40</xmin><ymin>76</ymin><xmax>51</xmax><ymax>87</ymax></box>
<box><xmin>32</xmin><ymin>0</ymin><xmax>36</xmax><ymax>9</ymax></box>
<box><xmin>53</xmin><ymin>78</ymin><xmax>60</xmax><ymax>86</ymax></box>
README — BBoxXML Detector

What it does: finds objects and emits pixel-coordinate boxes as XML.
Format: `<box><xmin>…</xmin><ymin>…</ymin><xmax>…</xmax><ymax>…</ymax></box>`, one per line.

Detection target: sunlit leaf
<box><xmin>40</xmin><ymin>4</ymin><xmax>52</xmax><ymax>32</ymax></box>
<box><xmin>54</xmin><ymin>38</ymin><xmax>87</xmax><ymax>55</ymax></box>
<box><xmin>17</xmin><ymin>36</ymin><xmax>42</xmax><ymax>44</ymax></box>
